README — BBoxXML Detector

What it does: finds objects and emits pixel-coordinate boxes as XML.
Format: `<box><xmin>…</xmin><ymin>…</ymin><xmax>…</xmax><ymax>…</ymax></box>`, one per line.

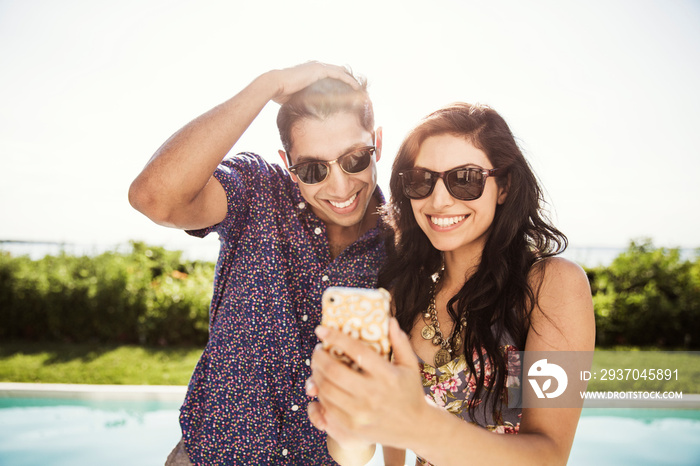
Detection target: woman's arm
<box><xmin>411</xmin><ymin>257</ymin><xmax>595</xmax><ymax>465</ymax></box>
<box><xmin>382</xmin><ymin>446</ymin><xmax>407</xmax><ymax>466</ymax></box>
<box><xmin>310</xmin><ymin>257</ymin><xmax>595</xmax><ymax>466</ymax></box>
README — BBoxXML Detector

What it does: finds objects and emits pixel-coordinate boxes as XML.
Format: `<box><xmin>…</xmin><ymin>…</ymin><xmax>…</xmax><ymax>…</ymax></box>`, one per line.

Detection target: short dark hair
<box><xmin>276</xmin><ymin>72</ymin><xmax>374</xmax><ymax>159</ymax></box>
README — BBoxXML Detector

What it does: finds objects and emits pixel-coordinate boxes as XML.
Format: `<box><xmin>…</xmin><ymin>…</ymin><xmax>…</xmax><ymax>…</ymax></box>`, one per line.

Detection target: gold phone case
<box><xmin>321</xmin><ymin>287</ymin><xmax>391</xmax><ymax>369</ymax></box>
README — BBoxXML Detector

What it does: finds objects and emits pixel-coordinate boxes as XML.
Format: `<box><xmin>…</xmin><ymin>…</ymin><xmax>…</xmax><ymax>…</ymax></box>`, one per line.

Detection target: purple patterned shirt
<box><xmin>180</xmin><ymin>153</ymin><xmax>386</xmax><ymax>465</ymax></box>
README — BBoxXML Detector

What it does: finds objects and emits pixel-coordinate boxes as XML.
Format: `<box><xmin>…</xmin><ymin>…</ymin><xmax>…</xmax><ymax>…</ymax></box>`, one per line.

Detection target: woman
<box><xmin>307</xmin><ymin>102</ymin><xmax>595</xmax><ymax>465</ymax></box>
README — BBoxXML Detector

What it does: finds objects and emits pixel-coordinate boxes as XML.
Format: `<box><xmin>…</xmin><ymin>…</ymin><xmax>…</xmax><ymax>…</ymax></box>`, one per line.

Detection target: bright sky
<box><xmin>2</xmin><ymin>0</ymin><xmax>699</xmax><ymax>259</ymax></box>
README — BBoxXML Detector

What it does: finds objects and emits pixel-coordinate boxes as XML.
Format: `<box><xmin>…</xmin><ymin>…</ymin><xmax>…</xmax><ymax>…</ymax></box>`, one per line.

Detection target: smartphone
<box><xmin>321</xmin><ymin>286</ymin><xmax>392</xmax><ymax>370</ymax></box>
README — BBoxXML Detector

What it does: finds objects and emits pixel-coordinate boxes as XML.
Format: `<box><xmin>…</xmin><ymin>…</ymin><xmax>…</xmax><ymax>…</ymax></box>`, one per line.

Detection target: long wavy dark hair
<box><xmin>378</xmin><ymin>102</ymin><xmax>567</xmax><ymax>422</ymax></box>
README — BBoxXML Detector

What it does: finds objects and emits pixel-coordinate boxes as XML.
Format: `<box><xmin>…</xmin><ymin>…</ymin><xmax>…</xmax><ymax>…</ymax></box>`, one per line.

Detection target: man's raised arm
<box><xmin>128</xmin><ymin>62</ymin><xmax>359</xmax><ymax>231</ymax></box>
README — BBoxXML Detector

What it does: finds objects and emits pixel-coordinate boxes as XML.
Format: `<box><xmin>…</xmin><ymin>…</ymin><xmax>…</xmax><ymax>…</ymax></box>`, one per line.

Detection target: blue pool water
<box><xmin>0</xmin><ymin>398</ymin><xmax>182</xmax><ymax>466</ymax></box>
<box><xmin>569</xmin><ymin>409</ymin><xmax>700</xmax><ymax>465</ymax></box>
<box><xmin>1</xmin><ymin>398</ymin><xmax>699</xmax><ymax>465</ymax></box>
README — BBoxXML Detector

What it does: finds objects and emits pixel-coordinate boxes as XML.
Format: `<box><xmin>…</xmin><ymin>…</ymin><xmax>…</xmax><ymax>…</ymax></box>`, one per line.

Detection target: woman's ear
<box><xmin>374</xmin><ymin>127</ymin><xmax>383</xmax><ymax>162</ymax></box>
<box><xmin>497</xmin><ymin>174</ymin><xmax>510</xmax><ymax>205</ymax></box>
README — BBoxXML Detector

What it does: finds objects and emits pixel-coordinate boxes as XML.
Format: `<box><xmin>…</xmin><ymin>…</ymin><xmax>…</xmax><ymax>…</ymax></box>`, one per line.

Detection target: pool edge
<box><xmin>1</xmin><ymin>384</ymin><xmax>699</xmax><ymax>408</ymax></box>
<box><xmin>0</xmin><ymin>382</ymin><xmax>187</xmax><ymax>402</ymax></box>
<box><xmin>582</xmin><ymin>392</ymin><xmax>700</xmax><ymax>409</ymax></box>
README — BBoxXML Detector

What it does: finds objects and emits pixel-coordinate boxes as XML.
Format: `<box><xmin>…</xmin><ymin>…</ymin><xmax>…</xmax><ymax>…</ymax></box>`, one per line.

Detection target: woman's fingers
<box><xmin>388</xmin><ymin>318</ymin><xmax>419</xmax><ymax>367</ymax></box>
<box><xmin>310</xmin><ymin>330</ymin><xmax>393</xmax><ymax>430</ymax></box>
<box><xmin>315</xmin><ymin>325</ymin><xmax>389</xmax><ymax>374</ymax></box>
<box><xmin>305</xmin><ymin>376</ymin><xmax>318</xmax><ymax>397</ymax></box>
<box><xmin>309</xmin><ymin>322</ymin><xmax>428</xmax><ymax>450</ymax></box>
<box><xmin>307</xmin><ymin>400</ymin><xmax>326</xmax><ymax>431</ymax></box>
<box><xmin>311</xmin><ymin>342</ymin><xmax>366</xmax><ymax>403</ymax></box>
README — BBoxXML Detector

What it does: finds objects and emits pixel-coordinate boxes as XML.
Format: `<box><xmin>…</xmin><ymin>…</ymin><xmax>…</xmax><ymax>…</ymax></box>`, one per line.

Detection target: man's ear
<box><xmin>278</xmin><ymin>150</ymin><xmax>290</xmax><ymax>168</ymax></box>
<box><xmin>374</xmin><ymin>127</ymin><xmax>383</xmax><ymax>162</ymax></box>
<box><xmin>497</xmin><ymin>173</ymin><xmax>510</xmax><ymax>205</ymax></box>
<box><xmin>279</xmin><ymin>150</ymin><xmax>298</xmax><ymax>183</ymax></box>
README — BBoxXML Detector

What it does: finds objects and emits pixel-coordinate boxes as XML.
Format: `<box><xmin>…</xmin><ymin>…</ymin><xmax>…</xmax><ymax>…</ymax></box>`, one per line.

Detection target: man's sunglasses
<box><xmin>398</xmin><ymin>166</ymin><xmax>504</xmax><ymax>200</ymax></box>
<box><xmin>288</xmin><ymin>146</ymin><xmax>376</xmax><ymax>185</ymax></box>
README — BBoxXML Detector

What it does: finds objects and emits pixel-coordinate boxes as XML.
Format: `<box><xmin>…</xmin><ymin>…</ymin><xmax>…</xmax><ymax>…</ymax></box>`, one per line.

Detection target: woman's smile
<box><xmin>427</xmin><ymin>214</ymin><xmax>469</xmax><ymax>230</ymax></box>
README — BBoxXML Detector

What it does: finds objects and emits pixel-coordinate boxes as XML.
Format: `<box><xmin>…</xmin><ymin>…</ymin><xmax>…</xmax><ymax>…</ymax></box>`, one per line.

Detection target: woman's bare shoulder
<box><xmin>527</xmin><ymin>256</ymin><xmax>595</xmax><ymax>351</ymax></box>
<box><xmin>529</xmin><ymin>256</ymin><xmax>590</xmax><ymax>292</ymax></box>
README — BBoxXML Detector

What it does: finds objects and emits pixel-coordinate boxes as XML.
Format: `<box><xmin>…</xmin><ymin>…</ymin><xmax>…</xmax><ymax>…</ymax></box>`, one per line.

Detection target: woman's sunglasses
<box><xmin>288</xmin><ymin>146</ymin><xmax>376</xmax><ymax>185</ymax></box>
<box><xmin>398</xmin><ymin>166</ymin><xmax>504</xmax><ymax>200</ymax></box>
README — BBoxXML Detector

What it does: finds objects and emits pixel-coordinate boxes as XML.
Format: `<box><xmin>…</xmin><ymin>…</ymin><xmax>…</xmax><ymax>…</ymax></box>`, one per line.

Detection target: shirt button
<box><xmin>298</xmin><ymin>202</ymin><xmax>306</xmax><ymax>209</ymax></box>
<box><xmin>282</xmin><ymin>448</ymin><xmax>288</xmax><ymax>456</ymax></box>
<box><xmin>321</xmin><ymin>275</ymin><xmax>329</xmax><ymax>282</ymax></box>
<box><xmin>302</xmin><ymin>314</ymin><xmax>308</xmax><ymax>322</ymax></box>
<box><xmin>292</xmin><ymin>404</ymin><xmax>299</xmax><ymax>411</ymax></box>
<box><xmin>314</xmin><ymin>227</ymin><xmax>322</xmax><ymax>235</ymax></box>
<box><xmin>305</xmin><ymin>359</ymin><xmax>311</xmax><ymax>366</ymax></box>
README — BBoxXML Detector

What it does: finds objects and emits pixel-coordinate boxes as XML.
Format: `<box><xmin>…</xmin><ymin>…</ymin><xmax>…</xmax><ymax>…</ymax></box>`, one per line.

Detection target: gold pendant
<box><xmin>421</xmin><ymin>325</ymin><xmax>436</xmax><ymax>340</ymax></box>
<box><xmin>434</xmin><ymin>348</ymin><xmax>451</xmax><ymax>367</ymax></box>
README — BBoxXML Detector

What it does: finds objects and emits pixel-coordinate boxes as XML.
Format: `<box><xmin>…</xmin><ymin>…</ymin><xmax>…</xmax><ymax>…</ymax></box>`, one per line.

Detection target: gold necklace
<box><xmin>420</xmin><ymin>271</ymin><xmax>467</xmax><ymax>367</ymax></box>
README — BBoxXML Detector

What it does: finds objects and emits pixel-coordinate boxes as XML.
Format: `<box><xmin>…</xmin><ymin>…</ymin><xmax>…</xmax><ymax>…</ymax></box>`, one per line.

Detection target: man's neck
<box><xmin>325</xmin><ymin>194</ymin><xmax>379</xmax><ymax>260</ymax></box>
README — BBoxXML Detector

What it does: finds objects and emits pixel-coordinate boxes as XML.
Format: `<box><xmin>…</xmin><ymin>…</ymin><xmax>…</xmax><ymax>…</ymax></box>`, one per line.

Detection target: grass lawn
<box><xmin>0</xmin><ymin>341</ymin><xmax>202</xmax><ymax>385</ymax></box>
<box><xmin>1</xmin><ymin>342</ymin><xmax>698</xmax><ymax>392</ymax></box>
<box><xmin>588</xmin><ymin>348</ymin><xmax>700</xmax><ymax>393</ymax></box>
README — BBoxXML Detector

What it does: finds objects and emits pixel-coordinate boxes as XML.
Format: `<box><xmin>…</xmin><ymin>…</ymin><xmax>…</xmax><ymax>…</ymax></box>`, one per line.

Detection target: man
<box><xmin>129</xmin><ymin>62</ymin><xmax>385</xmax><ymax>464</ymax></box>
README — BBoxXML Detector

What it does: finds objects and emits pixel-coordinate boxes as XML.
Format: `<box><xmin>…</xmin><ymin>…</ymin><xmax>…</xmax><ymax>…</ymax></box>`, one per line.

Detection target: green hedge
<box><xmin>1</xmin><ymin>240</ymin><xmax>698</xmax><ymax>348</ymax></box>
<box><xmin>0</xmin><ymin>242</ymin><xmax>213</xmax><ymax>346</ymax></box>
<box><xmin>588</xmin><ymin>240</ymin><xmax>700</xmax><ymax>348</ymax></box>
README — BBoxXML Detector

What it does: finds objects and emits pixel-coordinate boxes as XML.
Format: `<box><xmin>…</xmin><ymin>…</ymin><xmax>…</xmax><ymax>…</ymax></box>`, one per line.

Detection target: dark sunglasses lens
<box><xmin>401</xmin><ymin>170</ymin><xmax>434</xmax><ymax>199</ymax></box>
<box><xmin>296</xmin><ymin>163</ymin><xmax>328</xmax><ymax>184</ymax></box>
<box><xmin>447</xmin><ymin>168</ymin><xmax>484</xmax><ymax>200</ymax></box>
<box><xmin>339</xmin><ymin>148</ymin><xmax>373</xmax><ymax>174</ymax></box>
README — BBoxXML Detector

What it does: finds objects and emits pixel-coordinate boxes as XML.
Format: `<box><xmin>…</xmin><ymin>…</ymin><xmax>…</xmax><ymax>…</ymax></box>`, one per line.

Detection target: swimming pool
<box><xmin>1</xmin><ymin>397</ymin><xmax>699</xmax><ymax>465</ymax></box>
<box><xmin>0</xmin><ymin>397</ymin><xmax>182</xmax><ymax>465</ymax></box>
<box><xmin>570</xmin><ymin>408</ymin><xmax>700</xmax><ymax>465</ymax></box>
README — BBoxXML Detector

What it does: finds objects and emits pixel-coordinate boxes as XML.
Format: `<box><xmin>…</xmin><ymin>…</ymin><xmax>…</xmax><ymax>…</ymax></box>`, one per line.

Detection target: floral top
<box><xmin>417</xmin><ymin>345</ymin><xmax>522</xmax><ymax>465</ymax></box>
